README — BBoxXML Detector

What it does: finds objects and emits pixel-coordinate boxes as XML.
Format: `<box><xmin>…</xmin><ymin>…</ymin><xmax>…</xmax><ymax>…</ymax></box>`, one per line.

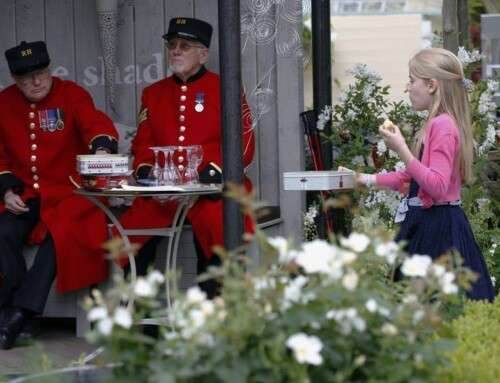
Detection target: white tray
<box><xmin>283</xmin><ymin>170</ymin><xmax>355</xmax><ymax>191</ymax></box>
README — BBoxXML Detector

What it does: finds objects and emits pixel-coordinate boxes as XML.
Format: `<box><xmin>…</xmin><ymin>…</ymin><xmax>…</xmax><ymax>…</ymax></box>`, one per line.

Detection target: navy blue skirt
<box><xmin>396</xmin><ymin>204</ymin><xmax>495</xmax><ymax>301</ymax></box>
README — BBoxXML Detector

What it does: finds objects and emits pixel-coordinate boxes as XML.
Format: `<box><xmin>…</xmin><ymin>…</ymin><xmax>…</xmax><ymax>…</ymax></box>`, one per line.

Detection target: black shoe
<box><xmin>0</xmin><ymin>308</ymin><xmax>28</xmax><ymax>350</ymax></box>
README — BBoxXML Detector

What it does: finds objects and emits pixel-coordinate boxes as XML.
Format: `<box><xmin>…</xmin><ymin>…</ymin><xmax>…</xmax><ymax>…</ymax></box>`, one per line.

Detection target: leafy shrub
<box><xmin>438</xmin><ymin>299</ymin><xmax>500</xmax><ymax>382</ymax></box>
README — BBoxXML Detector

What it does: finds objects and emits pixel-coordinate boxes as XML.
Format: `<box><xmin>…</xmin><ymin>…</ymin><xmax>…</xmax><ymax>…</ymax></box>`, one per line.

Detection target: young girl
<box><xmin>355</xmin><ymin>48</ymin><xmax>494</xmax><ymax>301</ymax></box>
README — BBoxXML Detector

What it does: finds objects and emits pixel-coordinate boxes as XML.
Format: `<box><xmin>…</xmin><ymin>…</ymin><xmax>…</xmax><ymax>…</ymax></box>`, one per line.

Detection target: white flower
<box><xmin>388</xmin><ymin>149</ymin><xmax>399</xmax><ymax>159</ymax></box>
<box><xmin>186</xmin><ymin>286</ymin><xmax>207</xmax><ymax>304</ymax></box>
<box><xmin>147</xmin><ymin>270</ymin><xmax>165</xmax><ymax>285</ymax></box>
<box><xmin>316</xmin><ymin>105</ymin><xmax>332</xmax><ymax>131</ymax></box>
<box><xmin>340</xmin><ymin>250</ymin><xmax>357</xmax><ymax>265</ymax></box>
<box><xmin>189</xmin><ymin>309</ymin><xmax>206</xmax><ymax>328</ymax></box>
<box><xmin>402</xmin><ymin>294</ymin><xmax>418</xmax><ymax>305</ymax></box>
<box><xmin>375</xmin><ymin>241</ymin><xmax>399</xmax><ymax>265</ymax></box>
<box><xmin>365</xmin><ymin>299</ymin><xmax>378</xmax><ymax>313</ymax></box>
<box><xmin>340</xmin><ymin>232</ymin><xmax>370</xmax><ymax>253</ymax></box>
<box><xmin>295</xmin><ymin>240</ymin><xmax>335</xmax><ymax>274</ymax></box>
<box><xmin>342</xmin><ymin>270</ymin><xmax>359</xmax><ymax>291</ymax></box>
<box><xmin>401</xmin><ymin>255</ymin><xmax>432</xmax><ymax>277</ymax></box>
<box><xmin>97</xmin><ymin>318</ymin><xmax>113</xmax><ymax>336</ymax></box>
<box><xmin>87</xmin><ymin>306</ymin><xmax>108</xmax><ymax>322</ymax></box>
<box><xmin>492</xmin><ymin>276</ymin><xmax>496</xmax><ymax>287</ymax></box>
<box><xmin>283</xmin><ymin>275</ymin><xmax>308</xmax><ymax>303</ymax></box>
<box><xmin>113</xmin><ymin>307</ymin><xmax>133</xmax><ymax>329</ymax></box>
<box><xmin>376</xmin><ymin>140</ymin><xmax>387</xmax><ymax>156</ymax></box>
<box><xmin>381</xmin><ymin>323</ymin><xmax>398</xmax><ymax>336</ymax></box>
<box><xmin>440</xmin><ymin>272</ymin><xmax>458</xmax><ymax>294</ymax></box>
<box><xmin>412</xmin><ymin>310</ymin><xmax>425</xmax><ymax>324</ymax></box>
<box><xmin>394</xmin><ymin>161</ymin><xmax>406</xmax><ymax>171</ymax></box>
<box><xmin>354</xmin><ymin>354</ymin><xmax>366</xmax><ymax>366</ymax></box>
<box><xmin>430</xmin><ymin>264</ymin><xmax>446</xmax><ymax>277</ymax></box>
<box><xmin>134</xmin><ymin>277</ymin><xmax>155</xmax><ymax>297</ymax></box>
<box><xmin>268</xmin><ymin>237</ymin><xmax>294</xmax><ymax>264</ymax></box>
<box><xmin>286</xmin><ymin>333</ymin><xmax>323</xmax><ymax>365</ymax></box>
<box><xmin>351</xmin><ymin>155</ymin><xmax>365</xmax><ymax>166</ymax></box>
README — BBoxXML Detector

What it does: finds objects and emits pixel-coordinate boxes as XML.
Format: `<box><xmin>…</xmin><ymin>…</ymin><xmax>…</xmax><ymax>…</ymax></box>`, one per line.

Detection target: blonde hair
<box><xmin>409</xmin><ymin>48</ymin><xmax>474</xmax><ymax>184</ymax></box>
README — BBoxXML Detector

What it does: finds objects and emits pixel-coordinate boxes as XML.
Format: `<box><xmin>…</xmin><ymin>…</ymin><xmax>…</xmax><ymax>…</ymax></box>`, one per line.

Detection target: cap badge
<box><xmin>21</xmin><ymin>49</ymin><xmax>33</xmax><ymax>57</ymax></box>
<box><xmin>195</xmin><ymin>92</ymin><xmax>204</xmax><ymax>112</ymax></box>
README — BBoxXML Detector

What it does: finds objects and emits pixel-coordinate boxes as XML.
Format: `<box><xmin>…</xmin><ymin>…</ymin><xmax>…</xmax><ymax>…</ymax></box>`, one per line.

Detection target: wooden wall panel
<box><xmin>134</xmin><ymin>0</ymin><xmax>165</xmax><ymax>110</ymax></box>
<box><xmin>15</xmin><ymin>0</ymin><xmax>45</xmax><ymax>42</ymax></box>
<box><xmin>194</xmin><ymin>0</ymin><xmax>219</xmax><ymax>72</ymax></box>
<box><xmin>0</xmin><ymin>0</ymin><xmax>16</xmax><ymax>90</ymax></box>
<box><xmin>240</xmin><ymin>0</ymin><xmax>259</xmax><ymax>195</ymax></box>
<box><xmin>276</xmin><ymin>3</ymin><xmax>304</xmax><ymax>238</ymax></box>
<box><xmin>45</xmin><ymin>0</ymin><xmax>75</xmax><ymax>81</ymax></box>
<box><xmin>255</xmin><ymin>5</ymin><xmax>279</xmax><ymax>205</ymax></box>
<box><xmin>74</xmin><ymin>0</ymin><xmax>105</xmax><ymax>110</ymax></box>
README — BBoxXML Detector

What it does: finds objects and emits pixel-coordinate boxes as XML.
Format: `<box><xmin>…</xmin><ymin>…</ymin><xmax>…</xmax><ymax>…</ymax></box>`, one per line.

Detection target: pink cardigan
<box><xmin>376</xmin><ymin>113</ymin><xmax>462</xmax><ymax>208</ymax></box>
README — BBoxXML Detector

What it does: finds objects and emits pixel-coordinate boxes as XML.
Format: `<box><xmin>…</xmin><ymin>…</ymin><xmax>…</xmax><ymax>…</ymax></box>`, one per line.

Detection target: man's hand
<box><xmin>4</xmin><ymin>189</ymin><xmax>29</xmax><ymax>214</ymax></box>
<box><xmin>95</xmin><ymin>149</ymin><xmax>110</xmax><ymax>155</ymax></box>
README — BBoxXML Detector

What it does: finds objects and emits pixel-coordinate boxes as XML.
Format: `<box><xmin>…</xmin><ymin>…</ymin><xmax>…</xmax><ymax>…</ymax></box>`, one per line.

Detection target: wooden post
<box><xmin>457</xmin><ymin>0</ymin><xmax>469</xmax><ymax>48</ymax></box>
<box><xmin>442</xmin><ymin>0</ymin><xmax>459</xmax><ymax>54</ymax></box>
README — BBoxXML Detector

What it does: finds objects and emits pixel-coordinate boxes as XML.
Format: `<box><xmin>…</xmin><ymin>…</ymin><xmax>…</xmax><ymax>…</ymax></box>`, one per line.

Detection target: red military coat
<box><xmin>0</xmin><ymin>78</ymin><xmax>118</xmax><ymax>293</ymax></box>
<box><xmin>120</xmin><ymin>67</ymin><xmax>255</xmax><ymax>259</ymax></box>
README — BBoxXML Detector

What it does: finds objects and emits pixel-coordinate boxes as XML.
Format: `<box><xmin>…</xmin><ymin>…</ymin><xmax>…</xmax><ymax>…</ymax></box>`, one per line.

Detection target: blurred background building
<box><xmin>303</xmin><ymin>0</ymin><xmax>443</xmax><ymax>107</ymax></box>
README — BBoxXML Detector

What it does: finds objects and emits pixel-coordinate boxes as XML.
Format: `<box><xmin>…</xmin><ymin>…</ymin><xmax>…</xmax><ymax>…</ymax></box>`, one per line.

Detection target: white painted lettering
<box><xmin>52</xmin><ymin>66</ymin><xmax>69</xmax><ymax>77</ymax></box>
<box><xmin>83</xmin><ymin>65</ymin><xmax>99</xmax><ymax>86</ymax></box>
<box><xmin>143</xmin><ymin>53</ymin><xmax>164</xmax><ymax>83</ymax></box>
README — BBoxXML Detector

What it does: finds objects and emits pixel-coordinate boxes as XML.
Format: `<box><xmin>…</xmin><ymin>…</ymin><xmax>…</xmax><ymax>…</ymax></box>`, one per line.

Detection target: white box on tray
<box><xmin>283</xmin><ymin>170</ymin><xmax>355</xmax><ymax>191</ymax></box>
<box><xmin>76</xmin><ymin>154</ymin><xmax>130</xmax><ymax>175</ymax></box>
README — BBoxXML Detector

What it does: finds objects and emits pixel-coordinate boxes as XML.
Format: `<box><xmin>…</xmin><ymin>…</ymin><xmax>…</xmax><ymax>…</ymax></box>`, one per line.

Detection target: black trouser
<box><xmin>131</xmin><ymin>233</ymin><xmax>221</xmax><ymax>299</ymax></box>
<box><xmin>0</xmin><ymin>199</ymin><xmax>57</xmax><ymax>314</ymax></box>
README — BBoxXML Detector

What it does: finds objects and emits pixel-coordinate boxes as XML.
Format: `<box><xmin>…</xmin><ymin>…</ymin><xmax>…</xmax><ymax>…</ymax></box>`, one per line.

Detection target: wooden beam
<box><xmin>457</xmin><ymin>0</ymin><xmax>469</xmax><ymax>48</ymax></box>
<box><xmin>443</xmin><ymin>0</ymin><xmax>459</xmax><ymax>54</ymax></box>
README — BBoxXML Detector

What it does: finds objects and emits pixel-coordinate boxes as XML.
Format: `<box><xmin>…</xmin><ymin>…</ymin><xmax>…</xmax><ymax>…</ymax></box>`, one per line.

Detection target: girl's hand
<box><xmin>378</xmin><ymin>122</ymin><xmax>408</xmax><ymax>153</ymax></box>
<box><xmin>337</xmin><ymin>166</ymin><xmax>375</xmax><ymax>188</ymax></box>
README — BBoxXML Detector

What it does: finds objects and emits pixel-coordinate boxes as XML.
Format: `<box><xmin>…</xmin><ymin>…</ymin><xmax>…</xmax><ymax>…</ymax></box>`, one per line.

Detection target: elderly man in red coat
<box><xmin>0</xmin><ymin>41</ymin><xmax>119</xmax><ymax>349</ymax></box>
<box><xmin>119</xmin><ymin>17</ymin><xmax>255</xmax><ymax>297</ymax></box>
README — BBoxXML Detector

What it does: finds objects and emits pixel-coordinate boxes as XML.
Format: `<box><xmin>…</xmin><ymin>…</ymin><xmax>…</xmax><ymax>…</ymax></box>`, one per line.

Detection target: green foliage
<box><xmin>85</xmin><ymin>210</ymin><xmax>477</xmax><ymax>382</ymax></box>
<box><xmin>438</xmin><ymin>299</ymin><xmax>500</xmax><ymax>382</ymax></box>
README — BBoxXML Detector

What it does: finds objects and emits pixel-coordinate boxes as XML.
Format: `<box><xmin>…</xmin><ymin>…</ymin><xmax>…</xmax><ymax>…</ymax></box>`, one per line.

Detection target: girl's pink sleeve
<box><xmin>376</xmin><ymin>170</ymin><xmax>411</xmax><ymax>191</ymax></box>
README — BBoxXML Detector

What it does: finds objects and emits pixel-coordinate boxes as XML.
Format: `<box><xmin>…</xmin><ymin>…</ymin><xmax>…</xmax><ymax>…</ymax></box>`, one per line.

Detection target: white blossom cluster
<box><xmin>86</xmin><ymin>270</ymin><xmax>165</xmax><ymax>336</ymax></box>
<box><xmin>326</xmin><ymin>307</ymin><xmax>366</xmax><ymax>334</ymax></box>
<box><xmin>477</xmin><ymin>80</ymin><xmax>499</xmax><ymax>155</ymax></box>
<box><xmin>347</xmin><ymin>63</ymin><xmax>382</xmax><ymax>83</ymax></box>
<box><xmin>166</xmin><ymin>286</ymin><xmax>226</xmax><ymax>344</ymax></box>
<box><xmin>316</xmin><ymin>105</ymin><xmax>333</xmax><ymax>131</ymax></box>
<box><xmin>286</xmin><ymin>333</ymin><xmax>323</xmax><ymax>365</ymax></box>
<box><xmin>303</xmin><ymin>205</ymin><xmax>318</xmax><ymax>241</ymax></box>
<box><xmin>457</xmin><ymin>46</ymin><xmax>483</xmax><ymax>67</ymax></box>
<box><xmin>364</xmin><ymin>189</ymin><xmax>401</xmax><ymax>216</ymax></box>
<box><xmin>401</xmin><ymin>255</ymin><xmax>459</xmax><ymax>294</ymax></box>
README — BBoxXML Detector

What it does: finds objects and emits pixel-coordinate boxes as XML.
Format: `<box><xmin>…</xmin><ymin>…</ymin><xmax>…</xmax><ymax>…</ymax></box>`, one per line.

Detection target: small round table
<box><xmin>75</xmin><ymin>184</ymin><xmax>222</xmax><ymax>311</ymax></box>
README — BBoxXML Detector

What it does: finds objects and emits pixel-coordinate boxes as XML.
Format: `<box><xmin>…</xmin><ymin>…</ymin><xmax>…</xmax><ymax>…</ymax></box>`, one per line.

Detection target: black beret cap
<box><xmin>163</xmin><ymin>17</ymin><xmax>213</xmax><ymax>48</ymax></box>
<box><xmin>5</xmin><ymin>41</ymin><xmax>50</xmax><ymax>76</ymax></box>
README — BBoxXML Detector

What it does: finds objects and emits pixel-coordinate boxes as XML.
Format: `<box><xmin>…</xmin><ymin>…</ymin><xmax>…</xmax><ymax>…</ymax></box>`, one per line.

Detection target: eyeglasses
<box><xmin>16</xmin><ymin>68</ymin><xmax>50</xmax><ymax>86</ymax></box>
<box><xmin>166</xmin><ymin>40</ymin><xmax>205</xmax><ymax>52</ymax></box>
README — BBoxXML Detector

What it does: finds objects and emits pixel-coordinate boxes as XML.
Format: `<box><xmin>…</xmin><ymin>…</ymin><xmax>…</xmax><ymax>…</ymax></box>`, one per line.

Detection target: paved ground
<box><xmin>0</xmin><ymin>318</ymin><xmax>96</xmax><ymax>381</ymax></box>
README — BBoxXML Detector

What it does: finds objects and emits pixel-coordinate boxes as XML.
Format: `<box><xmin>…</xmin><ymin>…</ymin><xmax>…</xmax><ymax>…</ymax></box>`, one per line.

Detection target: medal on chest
<box><xmin>195</xmin><ymin>92</ymin><xmax>205</xmax><ymax>112</ymax></box>
<box><xmin>38</xmin><ymin>108</ymin><xmax>65</xmax><ymax>132</ymax></box>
